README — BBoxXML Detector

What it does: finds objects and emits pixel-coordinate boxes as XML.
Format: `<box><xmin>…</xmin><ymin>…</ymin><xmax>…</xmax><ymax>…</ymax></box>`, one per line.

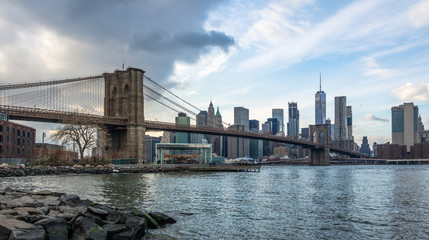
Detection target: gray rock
<box><xmin>59</xmin><ymin>205</ymin><xmax>88</xmax><ymax>216</ymax></box>
<box><xmin>109</xmin><ymin>230</ymin><xmax>134</xmax><ymax>240</ymax></box>
<box><xmin>124</xmin><ymin>214</ymin><xmax>146</xmax><ymax>239</ymax></box>
<box><xmin>36</xmin><ymin>190</ymin><xmax>53</xmax><ymax>196</ymax></box>
<box><xmin>35</xmin><ymin>217</ymin><xmax>68</xmax><ymax>240</ymax></box>
<box><xmin>0</xmin><ymin>218</ymin><xmax>45</xmax><ymax>240</ymax></box>
<box><xmin>59</xmin><ymin>194</ymin><xmax>80</xmax><ymax>207</ymax></box>
<box><xmin>149</xmin><ymin>212</ymin><xmax>177</xmax><ymax>226</ymax></box>
<box><xmin>88</xmin><ymin>206</ymin><xmax>110</xmax><ymax>218</ymax></box>
<box><xmin>7</xmin><ymin>195</ymin><xmax>35</xmax><ymax>208</ymax></box>
<box><xmin>103</xmin><ymin>224</ymin><xmax>129</xmax><ymax>239</ymax></box>
<box><xmin>71</xmin><ymin>216</ymin><xmax>105</xmax><ymax>240</ymax></box>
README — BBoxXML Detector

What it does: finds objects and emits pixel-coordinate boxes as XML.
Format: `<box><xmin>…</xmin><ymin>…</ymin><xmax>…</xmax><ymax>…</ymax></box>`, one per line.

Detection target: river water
<box><xmin>1</xmin><ymin>165</ymin><xmax>429</xmax><ymax>239</ymax></box>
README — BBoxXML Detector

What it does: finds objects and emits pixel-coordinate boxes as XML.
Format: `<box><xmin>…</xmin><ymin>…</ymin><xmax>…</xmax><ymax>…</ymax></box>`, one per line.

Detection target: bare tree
<box><xmin>51</xmin><ymin>117</ymin><xmax>98</xmax><ymax>160</ymax></box>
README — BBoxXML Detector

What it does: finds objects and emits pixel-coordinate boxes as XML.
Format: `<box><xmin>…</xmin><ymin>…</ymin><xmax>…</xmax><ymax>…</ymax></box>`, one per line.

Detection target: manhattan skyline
<box><xmin>0</xmin><ymin>1</ymin><xmax>428</xmax><ymax>145</ymax></box>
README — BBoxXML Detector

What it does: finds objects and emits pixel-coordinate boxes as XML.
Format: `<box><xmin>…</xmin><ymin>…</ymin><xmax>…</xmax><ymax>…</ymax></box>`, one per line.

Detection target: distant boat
<box><xmin>112</xmin><ymin>169</ymin><xmax>120</xmax><ymax>173</ymax></box>
<box><xmin>232</xmin><ymin>157</ymin><xmax>257</xmax><ymax>164</ymax></box>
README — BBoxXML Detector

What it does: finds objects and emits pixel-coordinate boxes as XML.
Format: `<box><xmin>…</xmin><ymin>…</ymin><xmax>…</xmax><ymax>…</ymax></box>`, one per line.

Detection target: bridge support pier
<box><xmin>310</xmin><ymin>147</ymin><xmax>330</xmax><ymax>166</ymax></box>
<box><xmin>309</xmin><ymin>124</ymin><xmax>331</xmax><ymax>166</ymax></box>
<box><xmin>104</xmin><ymin>68</ymin><xmax>145</xmax><ymax>163</ymax></box>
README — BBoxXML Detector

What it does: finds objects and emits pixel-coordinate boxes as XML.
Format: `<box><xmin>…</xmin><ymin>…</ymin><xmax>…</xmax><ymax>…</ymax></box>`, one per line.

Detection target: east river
<box><xmin>1</xmin><ymin>165</ymin><xmax>429</xmax><ymax>239</ymax></box>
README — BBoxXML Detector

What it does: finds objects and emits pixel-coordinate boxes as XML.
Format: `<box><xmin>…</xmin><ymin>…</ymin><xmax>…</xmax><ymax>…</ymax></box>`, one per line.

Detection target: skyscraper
<box><xmin>272</xmin><ymin>109</ymin><xmax>284</xmax><ymax>134</ymax></box>
<box><xmin>175</xmin><ymin>112</ymin><xmax>190</xmax><ymax>143</ymax></box>
<box><xmin>227</xmin><ymin>107</ymin><xmax>250</xmax><ymax>158</ymax></box>
<box><xmin>334</xmin><ymin>96</ymin><xmax>348</xmax><ymax>140</ymax></box>
<box><xmin>249</xmin><ymin>120</ymin><xmax>259</xmax><ymax>130</ymax></box>
<box><xmin>392</xmin><ymin>102</ymin><xmax>420</xmax><ymax>151</ymax></box>
<box><xmin>207</xmin><ymin>101</ymin><xmax>215</xmax><ymax>127</ymax></box>
<box><xmin>267</xmin><ymin>118</ymin><xmax>279</xmax><ymax>135</ymax></box>
<box><xmin>360</xmin><ymin>136</ymin><xmax>371</xmax><ymax>156</ymax></box>
<box><xmin>346</xmin><ymin>106</ymin><xmax>353</xmax><ymax>140</ymax></box>
<box><xmin>287</xmin><ymin>102</ymin><xmax>299</xmax><ymax>137</ymax></box>
<box><xmin>215</xmin><ymin>106</ymin><xmax>223</xmax><ymax>128</ymax></box>
<box><xmin>315</xmin><ymin>73</ymin><xmax>326</xmax><ymax>125</ymax></box>
<box><xmin>234</xmin><ymin>107</ymin><xmax>249</xmax><ymax>129</ymax></box>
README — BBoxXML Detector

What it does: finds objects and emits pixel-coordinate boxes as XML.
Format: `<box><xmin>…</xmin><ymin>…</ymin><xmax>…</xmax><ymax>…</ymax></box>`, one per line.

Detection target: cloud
<box><xmin>408</xmin><ymin>0</ymin><xmax>429</xmax><ymax>28</ymax></box>
<box><xmin>363</xmin><ymin>113</ymin><xmax>389</xmax><ymax>122</ymax></box>
<box><xmin>229</xmin><ymin>0</ymin><xmax>417</xmax><ymax>70</ymax></box>
<box><xmin>0</xmin><ymin>0</ymin><xmax>234</xmax><ymax>86</ymax></box>
<box><xmin>361</xmin><ymin>57</ymin><xmax>397</xmax><ymax>78</ymax></box>
<box><xmin>392</xmin><ymin>82</ymin><xmax>429</xmax><ymax>101</ymax></box>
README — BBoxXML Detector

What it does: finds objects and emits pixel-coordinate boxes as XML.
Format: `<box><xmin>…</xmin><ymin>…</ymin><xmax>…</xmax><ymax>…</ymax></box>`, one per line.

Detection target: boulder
<box><xmin>134</xmin><ymin>211</ymin><xmax>160</xmax><ymax>229</ymax></box>
<box><xmin>103</xmin><ymin>223</ymin><xmax>129</xmax><ymax>239</ymax></box>
<box><xmin>70</xmin><ymin>216</ymin><xmax>106</xmax><ymax>240</ymax></box>
<box><xmin>36</xmin><ymin>190</ymin><xmax>53</xmax><ymax>196</ymax></box>
<box><xmin>35</xmin><ymin>217</ymin><xmax>68</xmax><ymax>240</ymax></box>
<box><xmin>0</xmin><ymin>218</ymin><xmax>45</xmax><ymax>240</ymax></box>
<box><xmin>149</xmin><ymin>212</ymin><xmax>177</xmax><ymax>226</ymax></box>
<box><xmin>88</xmin><ymin>206</ymin><xmax>109</xmax><ymax>218</ymax></box>
<box><xmin>124</xmin><ymin>214</ymin><xmax>146</xmax><ymax>239</ymax></box>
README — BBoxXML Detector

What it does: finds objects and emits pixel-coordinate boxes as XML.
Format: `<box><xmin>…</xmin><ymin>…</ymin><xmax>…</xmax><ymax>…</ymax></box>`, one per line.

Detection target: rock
<box><xmin>106</xmin><ymin>210</ymin><xmax>122</xmax><ymax>223</ymax></box>
<box><xmin>88</xmin><ymin>206</ymin><xmax>110</xmax><ymax>218</ymax></box>
<box><xmin>59</xmin><ymin>194</ymin><xmax>80</xmax><ymax>207</ymax></box>
<box><xmin>71</xmin><ymin>216</ymin><xmax>105</xmax><ymax>240</ymax></box>
<box><xmin>149</xmin><ymin>212</ymin><xmax>177</xmax><ymax>226</ymax></box>
<box><xmin>0</xmin><ymin>218</ymin><xmax>45</xmax><ymax>240</ymax></box>
<box><xmin>124</xmin><ymin>214</ymin><xmax>146</xmax><ymax>239</ymax></box>
<box><xmin>7</xmin><ymin>195</ymin><xmax>35</xmax><ymax>208</ymax></box>
<box><xmin>109</xmin><ymin>230</ymin><xmax>134</xmax><ymax>240</ymax></box>
<box><xmin>59</xmin><ymin>205</ymin><xmax>87</xmax><ymax>216</ymax></box>
<box><xmin>0</xmin><ymin>163</ymin><xmax>9</xmax><ymax>168</ymax></box>
<box><xmin>134</xmin><ymin>211</ymin><xmax>160</xmax><ymax>229</ymax></box>
<box><xmin>36</xmin><ymin>190</ymin><xmax>53</xmax><ymax>196</ymax></box>
<box><xmin>103</xmin><ymin>224</ymin><xmax>129</xmax><ymax>239</ymax></box>
<box><xmin>35</xmin><ymin>217</ymin><xmax>68</xmax><ymax>240</ymax></box>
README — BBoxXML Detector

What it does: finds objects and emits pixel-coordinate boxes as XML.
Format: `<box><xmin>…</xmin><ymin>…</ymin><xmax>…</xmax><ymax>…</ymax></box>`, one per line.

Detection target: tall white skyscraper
<box><xmin>334</xmin><ymin>96</ymin><xmax>348</xmax><ymax>140</ymax></box>
<box><xmin>315</xmin><ymin>73</ymin><xmax>326</xmax><ymax>125</ymax></box>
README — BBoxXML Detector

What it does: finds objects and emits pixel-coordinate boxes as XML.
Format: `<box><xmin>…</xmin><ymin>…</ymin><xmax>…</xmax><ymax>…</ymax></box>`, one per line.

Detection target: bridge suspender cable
<box><xmin>0</xmin><ymin>75</ymin><xmax>104</xmax><ymax>91</ymax></box>
<box><xmin>143</xmin><ymin>75</ymin><xmax>202</xmax><ymax>112</ymax></box>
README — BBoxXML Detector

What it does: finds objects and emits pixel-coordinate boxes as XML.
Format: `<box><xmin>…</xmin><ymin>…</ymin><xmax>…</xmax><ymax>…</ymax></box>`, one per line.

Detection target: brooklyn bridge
<box><xmin>0</xmin><ymin>68</ymin><xmax>361</xmax><ymax>165</ymax></box>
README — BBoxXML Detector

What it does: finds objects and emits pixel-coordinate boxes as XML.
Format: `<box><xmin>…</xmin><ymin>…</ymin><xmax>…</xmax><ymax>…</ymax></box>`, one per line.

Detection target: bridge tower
<box><xmin>309</xmin><ymin>124</ymin><xmax>331</xmax><ymax>166</ymax></box>
<box><xmin>103</xmin><ymin>68</ymin><xmax>145</xmax><ymax>163</ymax></box>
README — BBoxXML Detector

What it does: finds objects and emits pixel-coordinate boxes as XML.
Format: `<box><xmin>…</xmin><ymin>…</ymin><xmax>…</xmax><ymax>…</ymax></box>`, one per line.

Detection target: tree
<box><xmin>51</xmin><ymin>117</ymin><xmax>99</xmax><ymax>160</ymax></box>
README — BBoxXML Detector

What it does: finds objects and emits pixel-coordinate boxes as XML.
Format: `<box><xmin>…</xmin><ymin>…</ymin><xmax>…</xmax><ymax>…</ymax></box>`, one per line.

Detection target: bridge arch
<box><xmin>122</xmin><ymin>84</ymin><xmax>129</xmax><ymax>116</ymax></box>
<box><xmin>309</xmin><ymin>124</ymin><xmax>331</xmax><ymax>166</ymax></box>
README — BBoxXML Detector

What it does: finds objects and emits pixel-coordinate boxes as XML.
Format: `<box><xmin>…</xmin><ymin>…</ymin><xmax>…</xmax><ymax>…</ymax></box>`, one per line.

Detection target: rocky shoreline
<box><xmin>0</xmin><ymin>188</ymin><xmax>176</xmax><ymax>239</ymax></box>
<box><xmin>0</xmin><ymin>163</ymin><xmax>184</xmax><ymax>178</ymax></box>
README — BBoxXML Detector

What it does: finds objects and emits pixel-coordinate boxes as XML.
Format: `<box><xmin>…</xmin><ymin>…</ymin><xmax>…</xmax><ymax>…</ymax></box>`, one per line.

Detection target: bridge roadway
<box><xmin>0</xmin><ymin>105</ymin><xmax>360</xmax><ymax>157</ymax></box>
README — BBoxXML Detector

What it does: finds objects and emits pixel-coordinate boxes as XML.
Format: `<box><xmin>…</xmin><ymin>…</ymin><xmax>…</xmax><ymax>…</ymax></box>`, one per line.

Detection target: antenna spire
<box><xmin>319</xmin><ymin>72</ymin><xmax>322</xmax><ymax>92</ymax></box>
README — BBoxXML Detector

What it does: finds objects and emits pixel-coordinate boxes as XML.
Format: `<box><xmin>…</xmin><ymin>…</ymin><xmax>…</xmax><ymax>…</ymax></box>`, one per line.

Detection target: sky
<box><xmin>1</xmin><ymin>0</ymin><xmax>429</xmax><ymax>146</ymax></box>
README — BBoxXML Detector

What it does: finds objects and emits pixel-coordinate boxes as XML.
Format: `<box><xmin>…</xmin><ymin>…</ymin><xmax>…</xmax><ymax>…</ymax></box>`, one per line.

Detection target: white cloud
<box><xmin>408</xmin><ymin>0</ymin><xmax>429</xmax><ymax>28</ymax></box>
<box><xmin>393</xmin><ymin>82</ymin><xmax>429</xmax><ymax>101</ymax></box>
<box><xmin>361</xmin><ymin>57</ymin><xmax>397</xmax><ymax>78</ymax></box>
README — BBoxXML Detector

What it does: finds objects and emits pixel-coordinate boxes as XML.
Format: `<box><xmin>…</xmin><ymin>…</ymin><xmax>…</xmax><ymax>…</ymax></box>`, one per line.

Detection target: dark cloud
<box><xmin>0</xmin><ymin>0</ymin><xmax>234</xmax><ymax>86</ymax></box>
<box><xmin>364</xmin><ymin>114</ymin><xmax>388</xmax><ymax>122</ymax></box>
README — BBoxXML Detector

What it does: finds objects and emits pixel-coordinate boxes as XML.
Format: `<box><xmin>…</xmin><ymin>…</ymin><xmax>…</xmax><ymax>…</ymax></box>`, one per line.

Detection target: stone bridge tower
<box><xmin>103</xmin><ymin>68</ymin><xmax>145</xmax><ymax>163</ymax></box>
<box><xmin>309</xmin><ymin>124</ymin><xmax>331</xmax><ymax>166</ymax></box>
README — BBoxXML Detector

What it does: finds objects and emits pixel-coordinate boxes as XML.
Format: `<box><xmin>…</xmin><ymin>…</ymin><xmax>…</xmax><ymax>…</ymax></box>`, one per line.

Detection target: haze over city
<box><xmin>1</xmin><ymin>0</ymin><xmax>429</xmax><ymax>145</ymax></box>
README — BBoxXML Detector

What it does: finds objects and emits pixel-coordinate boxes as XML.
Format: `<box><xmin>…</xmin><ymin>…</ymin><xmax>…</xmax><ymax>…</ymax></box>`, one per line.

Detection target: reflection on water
<box><xmin>1</xmin><ymin>165</ymin><xmax>429</xmax><ymax>239</ymax></box>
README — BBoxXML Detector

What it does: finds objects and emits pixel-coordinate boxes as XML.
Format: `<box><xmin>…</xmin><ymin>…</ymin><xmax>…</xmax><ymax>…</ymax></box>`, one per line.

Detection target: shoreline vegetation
<box><xmin>0</xmin><ymin>188</ymin><xmax>176</xmax><ymax>239</ymax></box>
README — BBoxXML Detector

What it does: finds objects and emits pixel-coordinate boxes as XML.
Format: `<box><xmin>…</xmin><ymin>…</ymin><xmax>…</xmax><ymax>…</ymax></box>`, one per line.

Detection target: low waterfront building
<box><xmin>34</xmin><ymin>143</ymin><xmax>78</xmax><ymax>161</ymax></box>
<box><xmin>146</xmin><ymin>135</ymin><xmax>161</xmax><ymax>163</ymax></box>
